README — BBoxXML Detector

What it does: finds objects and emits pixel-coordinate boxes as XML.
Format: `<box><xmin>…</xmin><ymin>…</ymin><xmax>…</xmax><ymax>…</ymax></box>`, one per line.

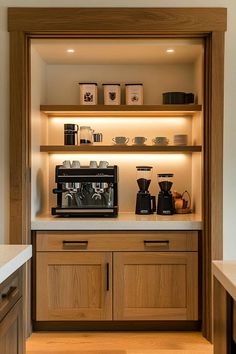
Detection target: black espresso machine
<box><xmin>52</xmin><ymin>164</ymin><xmax>118</xmax><ymax>217</ymax></box>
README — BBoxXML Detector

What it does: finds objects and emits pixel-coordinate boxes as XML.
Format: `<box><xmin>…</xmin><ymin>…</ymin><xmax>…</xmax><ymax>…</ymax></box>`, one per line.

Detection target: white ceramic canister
<box><xmin>125</xmin><ymin>83</ymin><xmax>143</xmax><ymax>105</ymax></box>
<box><xmin>103</xmin><ymin>84</ymin><xmax>121</xmax><ymax>105</ymax></box>
<box><xmin>79</xmin><ymin>83</ymin><xmax>98</xmax><ymax>105</ymax></box>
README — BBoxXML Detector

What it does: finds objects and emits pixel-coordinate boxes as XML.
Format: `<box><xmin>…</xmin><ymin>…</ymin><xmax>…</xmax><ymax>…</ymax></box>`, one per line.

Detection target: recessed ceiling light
<box><xmin>67</xmin><ymin>49</ymin><xmax>75</xmax><ymax>53</ymax></box>
<box><xmin>166</xmin><ymin>49</ymin><xmax>175</xmax><ymax>53</ymax></box>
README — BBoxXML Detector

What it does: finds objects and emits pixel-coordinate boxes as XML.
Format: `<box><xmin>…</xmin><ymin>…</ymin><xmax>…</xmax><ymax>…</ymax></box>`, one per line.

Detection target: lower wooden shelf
<box><xmin>40</xmin><ymin>145</ymin><xmax>202</xmax><ymax>154</ymax></box>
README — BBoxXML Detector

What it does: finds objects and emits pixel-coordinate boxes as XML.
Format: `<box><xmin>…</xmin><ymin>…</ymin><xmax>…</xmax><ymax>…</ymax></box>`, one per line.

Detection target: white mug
<box><xmin>62</xmin><ymin>160</ymin><xmax>71</xmax><ymax>168</ymax></box>
<box><xmin>71</xmin><ymin>160</ymin><xmax>80</xmax><ymax>168</ymax></box>
<box><xmin>152</xmin><ymin>137</ymin><xmax>169</xmax><ymax>146</ymax></box>
<box><xmin>89</xmin><ymin>160</ymin><xmax>97</xmax><ymax>168</ymax></box>
<box><xmin>132</xmin><ymin>136</ymin><xmax>147</xmax><ymax>145</ymax></box>
<box><xmin>99</xmin><ymin>160</ymin><xmax>109</xmax><ymax>168</ymax></box>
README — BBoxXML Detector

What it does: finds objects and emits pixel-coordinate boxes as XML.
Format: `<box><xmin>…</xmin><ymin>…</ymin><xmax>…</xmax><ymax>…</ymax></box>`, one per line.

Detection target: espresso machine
<box><xmin>52</xmin><ymin>163</ymin><xmax>118</xmax><ymax>217</ymax></box>
<box><xmin>157</xmin><ymin>173</ymin><xmax>175</xmax><ymax>215</ymax></box>
<box><xmin>135</xmin><ymin>166</ymin><xmax>156</xmax><ymax>215</ymax></box>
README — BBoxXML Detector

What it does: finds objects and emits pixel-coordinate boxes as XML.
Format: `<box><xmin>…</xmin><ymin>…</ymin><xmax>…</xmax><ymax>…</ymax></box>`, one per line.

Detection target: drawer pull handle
<box><xmin>0</xmin><ymin>287</ymin><xmax>19</xmax><ymax>312</ymax></box>
<box><xmin>144</xmin><ymin>240</ymin><xmax>169</xmax><ymax>247</ymax></box>
<box><xmin>106</xmin><ymin>263</ymin><xmax>110</xmax><ymax>291</ymax></box>
<box><xmin>62</xmin><ymin>240</ymin><xmax>88</xmax><ymax>249</ymax></box>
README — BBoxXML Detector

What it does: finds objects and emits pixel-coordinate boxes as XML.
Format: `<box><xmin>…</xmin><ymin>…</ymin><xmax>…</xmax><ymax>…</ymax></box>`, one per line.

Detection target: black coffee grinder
<box><xmin>157</xmin><ymin>173</ymin><xmax>175</xmax><ymax>215</ymax></box>
<box><xmin>135</xmin><ymin>166</ymin><xmax>156</xmax><ymax>215</ymax></box>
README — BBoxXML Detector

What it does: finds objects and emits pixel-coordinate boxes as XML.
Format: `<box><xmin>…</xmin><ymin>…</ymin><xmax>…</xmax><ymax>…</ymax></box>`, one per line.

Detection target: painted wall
<box><xmin>0</xmin><ymin>0</ymin><xmax>236</xmax><ymax>259</ymax></box>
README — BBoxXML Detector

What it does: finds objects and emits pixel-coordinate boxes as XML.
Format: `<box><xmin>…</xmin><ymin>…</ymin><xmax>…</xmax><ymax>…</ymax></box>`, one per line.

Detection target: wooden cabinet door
<box><xmin>113</xmin><ymin>252</ymin><xmax>198</xmax><ymax>321</ymax></box>
<box><xmin>36</xmin><ymin>252</ymin><xmax>112</xmax><ymax>321</ymax></box>
<box><xmin>0</xmin><ymin>299</ymin><xmax>23</xmax><ymax>354</ymax></box>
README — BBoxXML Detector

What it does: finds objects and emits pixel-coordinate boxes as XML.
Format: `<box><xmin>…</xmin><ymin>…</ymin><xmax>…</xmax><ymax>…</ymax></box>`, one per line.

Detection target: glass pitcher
<box><xmin>80</xmin><ymin>126</ymin><xmax>93</xmax><ymax>144</ymax></box>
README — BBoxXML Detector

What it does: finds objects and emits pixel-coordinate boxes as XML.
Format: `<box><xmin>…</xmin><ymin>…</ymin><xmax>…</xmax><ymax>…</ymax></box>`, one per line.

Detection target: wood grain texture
<box><xmin>26</xmin><ymin>331</ymin><xmax>213</xmax><ymax>354</ymax></box>
<box><xmin>213</xmin><ymin>277</ymin><xmax>229</xmax><ymax>354</ymax></box>
<box><xmin>36</xmin><ymin>231</ymin><xmax>198</xmax><ymax>252</ymax></box>
<box><xmin>113</xmin><ymin>252</ymin><xmax>198</xmax><ymax>321</ymax></box>
<box><xmin>9</xmin><ymin>31</ymin><xmax>30</xmax><ymax>245</ymax></box>
<box><xmin>202</xmin><ymin>31</ymin><xmax>225</xmax><ymax>342</ymax></box>
<box><xmin>8</xmin><ymin>8</ymin><xmax>227</xmax><ymax>32</ymax></box>
<box><xmin>210</xmin><ymin>31</ymin><xmax>224</xmax><ymax>261</ymax></box>
<box><xmin>0</xmin><ymin>299</ymin><xmax>24</xmax><ymax>354</ymax></box>
<box><xmin>40</xmin><ymin>145</ymin><xmax>202</xmax><ymax>153</ymax></box>
<box><xmin>41</xmin><ymin>104</ymin><xmax>202</xmax><ymax>117</ymax></box>
<box><xmin>36</xmin><ymin>252</ymin><xmax>112</xmax><ymax>321</ymax></box>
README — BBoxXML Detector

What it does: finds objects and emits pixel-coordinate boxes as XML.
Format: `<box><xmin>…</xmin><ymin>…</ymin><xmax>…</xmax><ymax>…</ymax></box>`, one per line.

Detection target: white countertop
<box><xmin>213</xmin><ymin>261</ymin><xmax>236</xmax><ymax>301</ymax></box>
<box><xmin>31</xmin><ymin>213</ymin><xmax>202</xmax><ymax>230</ymax></box>
<box><xmin>0</xmin><ymin>245</ymin><xmax>32</xmax><ymax>284</ymax></box>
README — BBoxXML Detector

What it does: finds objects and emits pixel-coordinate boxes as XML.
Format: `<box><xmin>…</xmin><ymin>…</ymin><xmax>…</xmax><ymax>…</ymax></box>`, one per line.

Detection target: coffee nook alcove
<box><xmin>8</xmin><ymin>7</ymin><xmax>226</xmax><ymax>341</ymax></box>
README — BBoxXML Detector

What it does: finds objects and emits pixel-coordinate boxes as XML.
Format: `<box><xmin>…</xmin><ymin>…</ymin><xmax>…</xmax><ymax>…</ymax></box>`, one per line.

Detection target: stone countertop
<box><xmin>0</xmin><ymin>245</ymin><xmax>32</xmax><ymax>284</ymax></box>
<box><xmin>31</xmin><ymin>212</ymin><xmax>202</xmax><ymax>231</ymax></box>
<box><xmin>213</xmin><ymin>261</ymin><xmax>236</xmax><ymax>301</ymax></box>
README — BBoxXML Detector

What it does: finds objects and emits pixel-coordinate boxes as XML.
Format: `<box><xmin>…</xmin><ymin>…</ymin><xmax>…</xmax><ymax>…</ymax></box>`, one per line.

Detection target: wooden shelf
<box><xmin>40</xmin><ymin>104</ymin><xmax>202</xmax><ymax>117</ymax></box>
<box><xmin>40</xmin><ymin>145</ymin><xmax>202</xmax><ymax>154</ymax></box>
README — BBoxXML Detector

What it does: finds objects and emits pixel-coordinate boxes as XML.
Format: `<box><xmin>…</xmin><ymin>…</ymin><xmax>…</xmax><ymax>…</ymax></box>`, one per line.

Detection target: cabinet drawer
<box><xmin>0</xmin><ymin>270</ymin><xmax>22</xmax><ymax>322</ymax></box>
<box><xmin>36</xmin><ymin>231</ymin><xmax>198</xmax><ymax>252</ymax></box>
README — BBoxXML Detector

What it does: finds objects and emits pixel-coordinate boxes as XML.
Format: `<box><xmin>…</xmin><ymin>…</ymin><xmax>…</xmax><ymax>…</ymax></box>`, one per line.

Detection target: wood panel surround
<box><xmin>8</xmin><ymin>7</ymin><xmax>227</xmax><ymax>341</ymax></box>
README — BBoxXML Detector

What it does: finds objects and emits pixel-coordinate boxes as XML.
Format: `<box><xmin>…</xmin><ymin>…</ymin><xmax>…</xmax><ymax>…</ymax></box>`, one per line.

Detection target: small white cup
<box><xmin>71</xmin><ymin>160</ymin><xmax>80</xmax><ymax>168</ymax></box>
<box><xmin>132</xmin><ymin>136</ymin><xmax>147</xmax><ymax>145</ymax></box>
<box><xmin>89</xmin><ymin>161</ymin><xmax>97</xmax><ymax>168</ymax></box>
<box><xmin>99</xmin><ymin>161</ymin><xmax>109</xmax><ymax>168</ymax></box>
<box><xmin>152</xmin><ymin>137</ymin><xmax>169</xmax><ymax>146</ymax></box>
<box><xmin>62</xmin><ymin>160</ymin><xmax>71</xmax><ymax>168</ymax></box>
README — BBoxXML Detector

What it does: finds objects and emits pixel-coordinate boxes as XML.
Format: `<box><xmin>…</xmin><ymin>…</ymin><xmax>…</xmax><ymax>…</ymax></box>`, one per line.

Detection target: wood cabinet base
<box><xmin>33</xmin><ymin>320</ymin><xmax>201</xmax><ymax>331</ymax></box>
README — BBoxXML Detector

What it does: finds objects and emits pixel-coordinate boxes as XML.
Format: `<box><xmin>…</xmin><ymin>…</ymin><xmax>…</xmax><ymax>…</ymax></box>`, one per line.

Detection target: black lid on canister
<box><xmin>64</xmin><ymin>124</ymin><xmax>78</xmax><ymax>131</ymax></box>
<box><xmin>136</xmin><ymin>166</ymin><xmax>153</xmax><ymax>171</ymax></box>
<box><xmin>79</xmin><ymin>82</ymin><xmax>98</xmax><ymax>85</ymax></box>
<box><xmin>157</xmin><ymin>173</ymin><xmax>174</xmax><ymax>177</ymax></box>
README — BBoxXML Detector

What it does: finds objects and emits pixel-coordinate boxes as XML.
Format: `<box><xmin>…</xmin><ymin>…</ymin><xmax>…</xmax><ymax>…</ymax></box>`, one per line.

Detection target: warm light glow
<box><xmin>50</xmin><ymin>153</ymin><xmax>187</xmax><ymax>164</ymax></box>
<box><xmin>166</xmin><ymin>49</ymin><xmax>175</xmax><ymax>53</ymax></box>
<box><xmin>50</xmin><ymin>117</ymin><xmax>188</xmax><ymax>126</ymax></box>
<box><xmin>67</xmin><ymin>49</ymin><xmax>75</xmax><ymax>53</ymax></box>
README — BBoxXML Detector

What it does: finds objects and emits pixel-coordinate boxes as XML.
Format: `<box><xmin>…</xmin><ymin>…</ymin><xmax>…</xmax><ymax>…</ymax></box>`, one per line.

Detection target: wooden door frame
<box><xmin>8</xmin><ymin>7</ymin><xmax>227</xmax><ymax>341</ymax></box>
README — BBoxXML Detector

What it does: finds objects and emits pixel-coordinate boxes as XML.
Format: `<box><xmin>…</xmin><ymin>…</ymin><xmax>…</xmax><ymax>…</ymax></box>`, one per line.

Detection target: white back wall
<box><xmin>0</xmin><ymin>0</ymin><xmax>235</xmax><ymax>260</ymax></box>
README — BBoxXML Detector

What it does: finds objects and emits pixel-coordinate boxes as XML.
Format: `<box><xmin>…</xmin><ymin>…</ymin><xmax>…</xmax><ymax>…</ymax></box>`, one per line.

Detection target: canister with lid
<box><xmin>79</xmin><ymin>83</ymin><xmax>98</xmax><ymax>105</ymax></box>
<box><xmin>103</xmin><ymin>84</ymin><xmax>121</xmax><ymax>105</ymax></box>
<box><xmin>125</xmin><ymin>84</ymin><xmax>143</xmax><ymax>105</ymax></box>
<box><xmin>64</xmin><ymin>124</ymin><xmax>78</xmax><ymax>145</ymax></box>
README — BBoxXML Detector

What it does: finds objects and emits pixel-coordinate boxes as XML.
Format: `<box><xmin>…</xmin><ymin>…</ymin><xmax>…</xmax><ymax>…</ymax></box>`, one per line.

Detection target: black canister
<box><xmin>64</xmin><ymin>124</ymin><xmax>78</xmax><ymax>145</ymax></box>
<box><xmin>162</xmin><ymin>92</ymin><xmax>195</xmax><ymax>104</ymax></box>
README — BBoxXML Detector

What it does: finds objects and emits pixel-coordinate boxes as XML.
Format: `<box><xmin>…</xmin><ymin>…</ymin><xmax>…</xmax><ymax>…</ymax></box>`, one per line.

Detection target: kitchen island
<box><xmin>0</xmin><ymin>245</ymin><xmax>32</xmax><ymax>283</ymax></box>
<box><xmin>213</xmin><ymin>261</ymin><xmax>236</xmax><ymax>354</ymax></box>
<box><xmin>0</xmin><ymin>245</ymin><xmax>32</xmax><ymax>353</ymax></box>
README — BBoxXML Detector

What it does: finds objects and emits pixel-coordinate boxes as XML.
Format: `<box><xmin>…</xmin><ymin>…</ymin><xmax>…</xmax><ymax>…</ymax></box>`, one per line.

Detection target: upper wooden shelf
<box><xmin>40</xmin><ymin>104</ymin><xmax>202</xmax><ymax>118</ymax></box>
<box><xmin>40</xmin><ymin>145</ymin><xmax>202</xmax><ymax>154</ymax></box>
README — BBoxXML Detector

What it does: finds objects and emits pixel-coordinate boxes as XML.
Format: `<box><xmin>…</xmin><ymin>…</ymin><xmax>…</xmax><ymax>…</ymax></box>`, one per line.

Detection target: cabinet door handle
<box><xmin>106</xmin><ymin>263</ymin><xmax>110</xmax><ymax>291</ymax></box>
<box><xmin>144</xmin><ymin>240</ymin><xmax>169</xmax><ymax>248</ymax></box>
<box><xmin>62</xmin><ymin>240</ymin><xmax>88</xmax><ymax>249</ymax></box>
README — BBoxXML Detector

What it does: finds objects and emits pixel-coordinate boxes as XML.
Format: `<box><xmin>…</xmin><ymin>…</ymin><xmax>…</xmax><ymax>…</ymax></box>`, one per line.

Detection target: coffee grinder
<box><xmin>135</xmin><ymin>166</ymin><xmax>156</xmax><ymax>215</ymax></box>
<box><xmin>157</xmin><ymin>173</ymin><xmax>175</xmax><ymax>215</ymax></box>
